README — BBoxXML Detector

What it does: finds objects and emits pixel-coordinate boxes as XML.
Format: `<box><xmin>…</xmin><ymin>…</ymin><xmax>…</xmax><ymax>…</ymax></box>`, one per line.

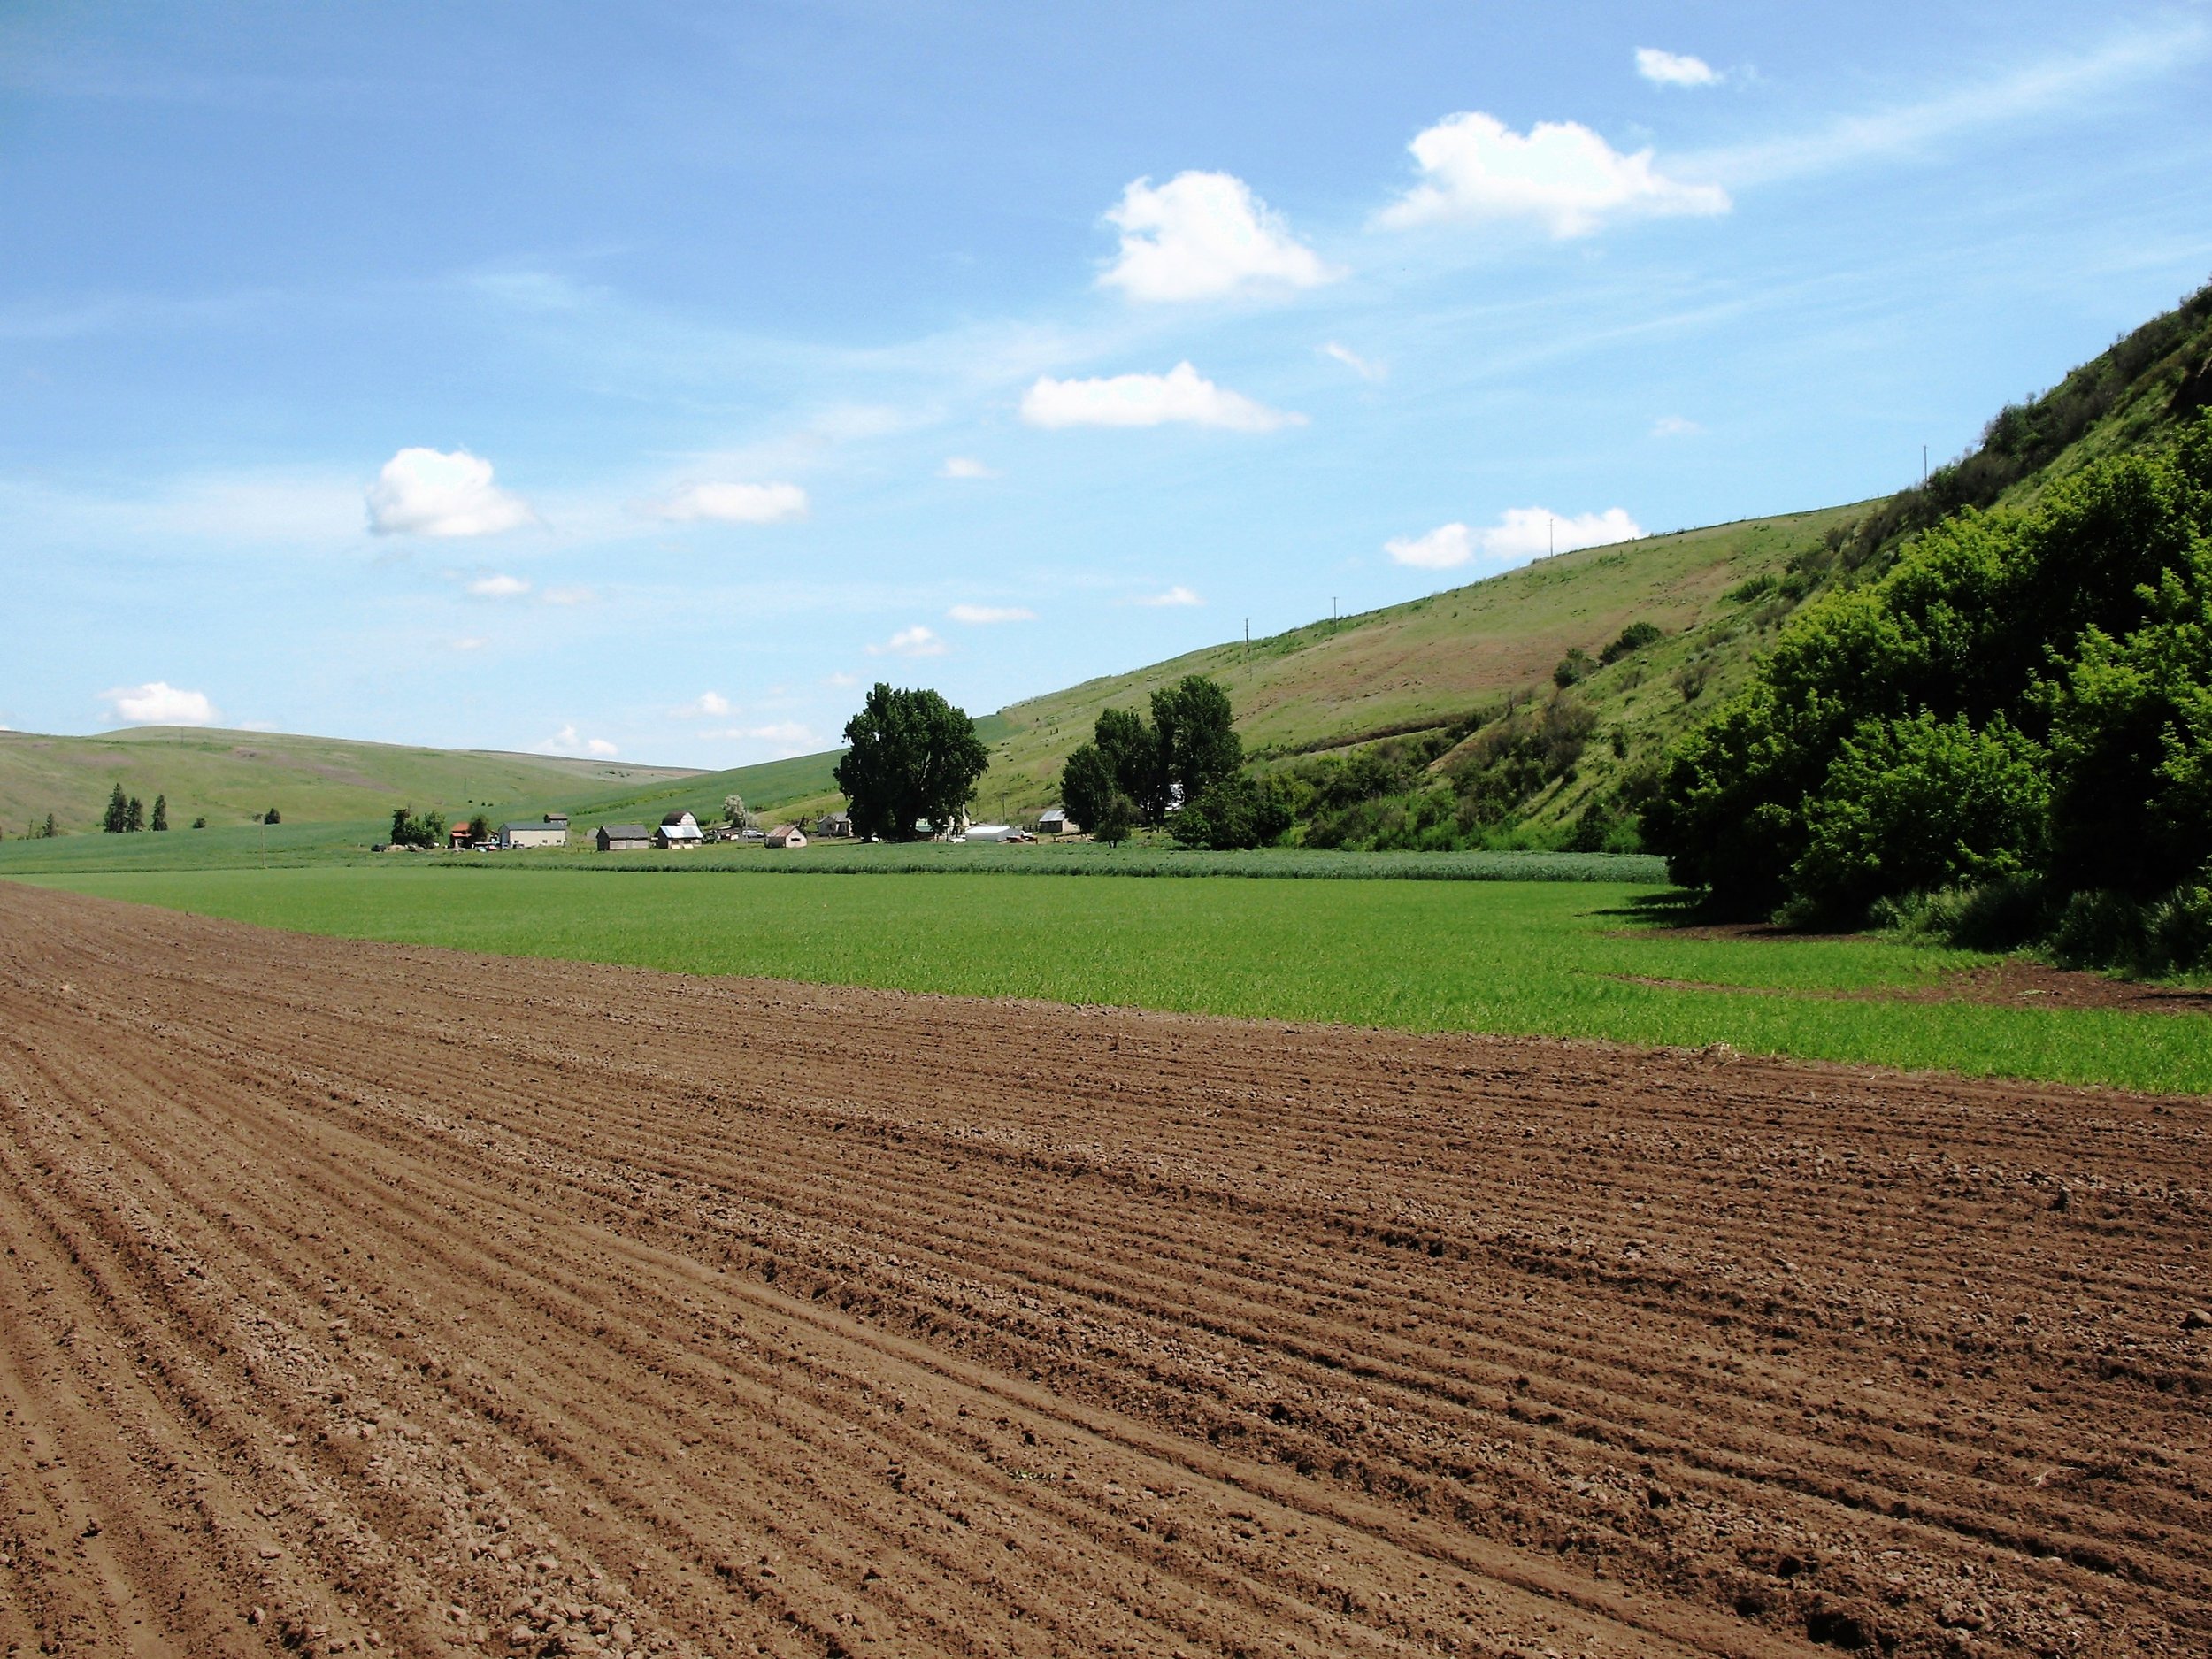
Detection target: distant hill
<box><xmin>0</xmin><ymin>726</ymin><xmax>699</xmax><ymax>839</ymax></box>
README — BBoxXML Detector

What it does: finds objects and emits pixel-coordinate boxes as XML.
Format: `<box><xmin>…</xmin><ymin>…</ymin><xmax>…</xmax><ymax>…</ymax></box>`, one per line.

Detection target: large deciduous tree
<box><xmin>834</xmin><ymin>683</ymin><xmax>990</xmax><ymax>841</ymax></box>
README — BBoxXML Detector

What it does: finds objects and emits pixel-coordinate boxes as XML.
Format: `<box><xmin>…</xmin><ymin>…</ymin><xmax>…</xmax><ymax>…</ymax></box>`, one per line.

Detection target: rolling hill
<box><xmin>12</xmin><ymin>280</ymin><xmax>2208</xmax><ymax>850</ymax></box>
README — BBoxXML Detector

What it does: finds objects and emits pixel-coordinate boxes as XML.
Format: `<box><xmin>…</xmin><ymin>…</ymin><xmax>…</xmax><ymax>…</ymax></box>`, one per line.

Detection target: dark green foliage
<box><xmin>388</xmin><ymin>805</ymin><xmax>447</xmax><ymax>849</ymax></box>
<box><xmin>1150</xmin><ymin>676</ymin><xmax>1242</xmax><ymax>810</ymax></box>
<box><xmin>124</xmin><ymin>795</ymin><xmax>145</xmax><ymax>833</ymax></box>
<box><xmin>43</xmin><ymin>812</ymin><xmax>59</xmax><ymax>839</ymax></box>
<box><xmin>834</xmin><ymin>683</ymin><xmax>990</xmax><ymax>841</ymax></box>
<box><xmin>103</xmin><ymin>783</ymin><xmax>128</xmax><ymax>833</ymax></box>
<box><xmin>1723</xmin><ymin>575</ymin><xmax>1776</xmax><ymax>604</ymax></box>
<box><xmin>1788</xmin><ymin>714</ymin><xmax>2049</xmax><ymax>924</ymax></box>
<box><xmin>1094</xmin><ymin>793</ymin><xmax>1136</xmax><ymax>846</ymax></box>
<box><xmin>264</xmin><ymin>806</ymin><xmax>281</xmax><ymax>825</ymax></box>
<box><xmin>150</xmin><ymin>794</ymin><xmax>168</xmax><ymax>832</ymax></box>
<box><xmin>1057</xmin><ymin>742</ymin><xmax>1118</xmax><ymax>832</ymax></box>
<box><xmin>1647</xmin><ymin>411</ymin><xmax>2212</xmax><ymax>956</ymax></box>
<box><xmin>1599</xmin><ymin>620</ymin><xmax>1663</xmax><ymax>664</ymax></box>
<box><xmin>1093</xmin><ymin>706</ymin><xmax>1156</xmax><ymax>816</ymax></box>
<box><xmin>1552</xmin><ymin>647</ymin><xmax>1594</xmax><ymax>687</ymax></box>
<box><xmin>191</xmin><ymin>815</ymin><xmax>207</xmax><ymax>829</ymax></box>
<box><xmin>468</xmin><ymin>813</ymin><xmax>492</xmax><ymax>845</ymax></box>
<box><xmin>1169</xmin><ymin>772</ymin><xmax>1294</xmax><ymax>850</ymax></box>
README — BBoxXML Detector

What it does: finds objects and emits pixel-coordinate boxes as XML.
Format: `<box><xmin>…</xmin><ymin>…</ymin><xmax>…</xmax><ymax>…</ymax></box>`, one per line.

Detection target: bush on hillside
<box><xmin>1599</xmin><ymin>620</ymin><xmax>1664</xmax><ymax>663</ymax></box>
<box><xmin>1646</xmin><ymin>411</ymin><xmax>2212</xmax><ymax>971</ymax></box>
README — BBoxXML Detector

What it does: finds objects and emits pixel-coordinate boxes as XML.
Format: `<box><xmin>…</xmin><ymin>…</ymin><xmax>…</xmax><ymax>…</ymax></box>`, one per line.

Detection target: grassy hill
<box><xmin>0</xmin><ymin>726</ymin><xmax>702</xmax><ymax>840</ymax></box>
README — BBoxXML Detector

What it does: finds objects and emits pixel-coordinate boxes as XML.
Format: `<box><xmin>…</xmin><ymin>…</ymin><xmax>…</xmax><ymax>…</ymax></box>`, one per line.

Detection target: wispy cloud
<box><xmin>1320</xmin><ymin>342</ymin><xmax>1387</xmax><ymax>382</ymax></box>
<box><xmin>1133</xmin><ymin>585</ymin><xmax>1203</xmax><ymax>608</ymax></box>
<box><xmin>1651</xmin><ymin>414</ymin><xmax>1704</xmax><ymax>437</ymax></box>
<box><xmin>466</xmin><ymin>573</ymin><xmax>530</xmax><ymax>598</ymax></box>
<box><xmin>677</xmin><ymin>691</ymin><xmax>733</xmax><ymax>718</ymax></box>
<box><xmin>1689</xmin><ymin>22</ymin><xmax>2204</xmax><ymax>188</ymax></box>
<box><xmin>948</xmin><ymin>603</ymin><xmax>1037</xmax><ymax>625</ymax></box>
<box><xmin>643</xmin><ymin>480</ymin><xmax>809</xmax><ymax>525</ymax></box>
<box><xmin>866</xmin><ymin>625</ymin><xmax>947</xmax><ymax>657</ymax></box>
<box><xmin>940</xmin><ymin>456</ymin><xmax>998</xmax><ymax>480</ymax></box>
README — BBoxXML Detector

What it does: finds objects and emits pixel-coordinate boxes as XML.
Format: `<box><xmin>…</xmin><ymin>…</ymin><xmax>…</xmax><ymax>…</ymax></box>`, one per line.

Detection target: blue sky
<box><xmin>4</xmin><ymin>3</ymin><xmax>2209</xmax><ymax>765</ymax></box>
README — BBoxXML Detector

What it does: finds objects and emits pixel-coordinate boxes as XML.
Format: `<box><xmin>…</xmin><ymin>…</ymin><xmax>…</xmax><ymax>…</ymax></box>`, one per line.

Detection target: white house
<box><xmin>765</xmin><ymin>824</ymin><xmax>807</xmax><ymax>848</ymax></box>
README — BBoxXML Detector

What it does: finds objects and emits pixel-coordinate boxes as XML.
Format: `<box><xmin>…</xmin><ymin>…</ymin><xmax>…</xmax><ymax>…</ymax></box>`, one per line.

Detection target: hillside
<box><xmin>0</xmin><ymin>727</ymin><xmax>698</xmax><ymax>840</ymax></box>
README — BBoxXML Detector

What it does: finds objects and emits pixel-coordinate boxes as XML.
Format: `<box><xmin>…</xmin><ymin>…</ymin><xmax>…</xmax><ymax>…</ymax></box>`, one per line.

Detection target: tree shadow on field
<box><xmin>1586</xmin><ymin>889</ymin><xmax>1863</xmax><ymax>941</ymax></box>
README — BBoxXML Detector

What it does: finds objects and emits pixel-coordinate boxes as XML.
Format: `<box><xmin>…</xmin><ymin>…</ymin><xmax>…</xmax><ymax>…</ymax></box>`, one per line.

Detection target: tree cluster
<box><xmin>388</xmin><ymin>805</ymin><xmax>448</xmax><ymax>849</ymax></box>
<box><xmin>833</xmin><ymin>684</ymin><xmax>990</xmax><ymax>841</ymax></box>
<box><xmin>100</xmin><ymin>784</ymin><xmax>170</xmax><ymax>833</ymax></box>
<box><xmin>1055</xmin><ymin>676</ymin><xmax>1290</xmax><ymax>849</ymax></box>
<box><xmin>1644</xmin><ymin>411</ymin><xmax>2212</xmax><ymax>970</ymax></box>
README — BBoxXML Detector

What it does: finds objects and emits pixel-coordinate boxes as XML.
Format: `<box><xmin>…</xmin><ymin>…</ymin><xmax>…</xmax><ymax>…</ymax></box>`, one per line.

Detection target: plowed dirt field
<box><xmin>2</xmin><ymin>886</ymin><xmax>2208</xmax><ymax>1659</ymax></box>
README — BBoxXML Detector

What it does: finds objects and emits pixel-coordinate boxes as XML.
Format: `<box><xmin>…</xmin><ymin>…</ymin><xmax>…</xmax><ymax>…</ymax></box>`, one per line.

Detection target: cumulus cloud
<box><xmin>1636</xmin><ymin>47</ymin><xmax>1721</xmax><ymax>87</ymax></box>
<box><xmin>99</xmin><ymin>680</ymin><xmax>220</xmax><ymax>726</ymax></box>
<box><xmin>466</xmin><ymin>573</ymin><xmax>531</xmax><ymax>599</ymax></box>
<box><xmin>366</xmin><ymin>448</ymin><xmax>534</xmax><ymax>537</ymax></box>
<box><xmin>1021</xmin><ymin>362</ymin><xmax>1302</xmax><ymax>432</ymax></box>
<box><xmin>1133</xmin><ymin>585</ymin><xmax>1204</xmax><ymax>607</ymax></box>
<box><xmin>940</xmin><ymin>456</ymin><xmax>998</xmax><ymax>480</ymax></box>
<box><xmin>679</xmin><ymin>691</ymin><xmax>733</xmax><ymax>718</ymax></box>
<box><xmin>534</xmin><ymin>723</ymin><xmax>618</xmax><ymax>758</ymax></box>
<box><xmin>1321</xmin><ymin>342</ymin><xmax>1387</xmax><ymax>382</ymax></box>
<box><xmin>1387</xmin><ymin>507</ymin><xmax>1645</xmax><ymax>570</ymax></box>
<box><xmin>1652</xmin><ymin>414</ymin><xmax>1704</xmax><ymax>437</ymax></box>
<box><xmin>948</xmin><ymin>604</ymin><xmax>1037</xmax><ymax>625</ymax></box>
<box><xmin>1100</xmin><ymin>171</ymin><xmax>1339</xmax><ymax>303</ymax></box>
<box><xmin>648</xmin><ymin>481</ymin><xmax>810</xmax><ymax>525</ymax></box>
<box><xmin>867</xmin><ymin>626</ymin><xmax>947</xmax><ymax>657</ymax></box>
<box><xmin>1378</xmin><ymin>111</ymin><xmax>1729</xmax><ymax>236</ymax></box>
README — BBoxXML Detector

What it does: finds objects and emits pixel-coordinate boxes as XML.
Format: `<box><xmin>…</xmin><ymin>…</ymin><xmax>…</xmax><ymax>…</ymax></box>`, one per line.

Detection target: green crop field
<box><xmin>18</xmin><ymin>865</ymin><xmax>2208</xmax><ymax>1096</ymax></box>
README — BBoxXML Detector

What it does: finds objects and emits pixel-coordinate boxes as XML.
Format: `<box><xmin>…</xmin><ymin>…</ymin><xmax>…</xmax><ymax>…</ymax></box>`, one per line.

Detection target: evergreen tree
<box><xmin>263</xmin><ymin>805</ymin><xmax>281</xmax><ymax>825</ymax></box>
<box><xmin>150</xmin><ymin>794</ymin><xmax>169</xmax><ymax>831</ymax></box>
<box><xmin>42</xmin><ymin>812</ymin><xmax>58</xmax><ymax>839</ymax></box>
<box><xmin>102</xmin><ymin>782</ymin><xmax>129</xmax><ymax>833</ymax></box>
<box><xmin>124</xmin><ymin>795</ymin><xmax>146</xmax><ymax>833</ymax></box>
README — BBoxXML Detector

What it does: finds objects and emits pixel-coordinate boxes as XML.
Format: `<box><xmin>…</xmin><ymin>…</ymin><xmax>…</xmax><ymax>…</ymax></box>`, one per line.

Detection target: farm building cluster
<box><xmin>416</xmin><ymin>803</ymin><xmax>1085</xmax><ymax>855</ymax></box>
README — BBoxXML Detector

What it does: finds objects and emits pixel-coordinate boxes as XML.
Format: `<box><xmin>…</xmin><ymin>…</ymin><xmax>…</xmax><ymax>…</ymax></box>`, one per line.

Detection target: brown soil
<box><xmin>2</xmin><ymin>884</ymin><xmax>2208</xmax><ymax>1659</ymax></box>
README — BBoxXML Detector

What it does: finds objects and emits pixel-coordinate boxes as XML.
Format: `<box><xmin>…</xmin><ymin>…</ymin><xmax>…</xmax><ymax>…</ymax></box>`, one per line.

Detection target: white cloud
<box><xmin>99</xmin><ymin>681</ymin><xmax>219</xmax><ymax>726</ymax></box>
<box><xmin>1133</xmin><ymin>584</ymin><xmax>1203</xmax><ymax>608</ymax></box>
<box><xmin>940</xmin><ymin>456</ymin><xmax>998</xmax><ymax>480</ymax></box>
<box><xmin>1321</xmin><ymin>342</ymin><xmax>1387</xmax><ymax>382</ymax></box>
<box><xmin>541</xmin><ymin>584</ymin><xmax>597</xmax><ymax>606</ymax></box>
<box><xmin>702</xmin><ymin>721</ymin><xmax>815</xmax><ymax>750</ymax></box>
<box><xmin>948</xmin><ymin>604</ymin><xmax>1037</xmax><ymax>625</ymax></box>
<box><xmin>466</xmin><ymin>573</ymin><xmax>531</xmax><ymax>599</ymax></box>
<box><xmin>1099</xmin><ymin>171</ymin><xmax>1339</xmax><ymax>303</ymax></box>
<box><xmin>679</xmin><ymin>691</ymin><xmax>733</xmax><ymax>718</ymax></box>
<box><xmin>1378</xmin><ymin>111</ymin><xmax>1730</xmax><ymax>236</ymax></box>
<box><xmin>1652</xmin><ymin>414</ymin><xmax>1704</xmax><ymax>437</ymax></box>
<box><xmin>453</xmin><ymin>636</ymin><xmax>488</xmax><ymax>652</ymax></box>
<box><xmin>867</xmin><ymin>625</ymin><xmax>947</xmax><ymax>657</ymax></box>
<box><xmin>1636</xmin><ymin>47</ymin><xmax>1721</xmax><ymax>88</ymax></box>
<box><xmin>648</xmin><ymin>480</ymin><xmax>810</xmax><ymax>525</ymax></box>
<box><xmin>1384</xmin><ymin>524</ymin><xmax>1476</xmax><ymax>571</ymax></box>
<box><xmin>825</xmin><ymin>671</ymin><xmax>860</xmax><ymax>688</ymax></box>
<box><xmin>1021</xmin><ymin>362</ymin><xmax>1303</xmax><ymax>432</ymax></box>
<box><xmin>366</xmin><ymin>447</ymin><xmax>535</xmax><ymax>537</ymax></box>
<box><xmin>534</xmin><ymin>723</ymin><xmax>618</xmax><ymax>758</ymax></box>
<box><xmin>1388</xmin><ymin>507</ymin><xmax>1646</xmax><ymax>571</ymax></box>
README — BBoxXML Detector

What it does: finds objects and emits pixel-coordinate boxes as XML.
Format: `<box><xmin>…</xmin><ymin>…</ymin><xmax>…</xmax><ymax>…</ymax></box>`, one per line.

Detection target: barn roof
<box><xmin>598</xmin><ymin>824</ymin><xmax>652</xmax><ymax>839</ymax></box>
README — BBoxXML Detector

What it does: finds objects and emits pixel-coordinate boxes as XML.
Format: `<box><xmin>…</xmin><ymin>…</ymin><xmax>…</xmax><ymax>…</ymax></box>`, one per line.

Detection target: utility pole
<box><xmin>1244</xmin><ymin>617</ymin><xmax>1250</xmax><ymax>662</ymax></box>
<box><xmin>1548</xmin><ymin>515</ymin><xmax>1555</xmax><ymax>557</ymax></box>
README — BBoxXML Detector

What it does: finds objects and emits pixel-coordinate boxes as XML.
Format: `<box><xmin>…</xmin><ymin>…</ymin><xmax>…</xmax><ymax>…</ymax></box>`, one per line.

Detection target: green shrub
<box><xmin>1598</xmin><ymin>620</ymin><xmax>1663</xmax><ymax>664</ymax></box>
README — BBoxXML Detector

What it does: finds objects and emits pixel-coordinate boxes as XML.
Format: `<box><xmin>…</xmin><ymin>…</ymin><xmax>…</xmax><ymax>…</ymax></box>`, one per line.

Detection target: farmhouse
<box><xmin>654</xmin><ymin>810</ymin><xmax>705</xmax><ymax>849</ymax></box>
<box><xmin>495</xmin><ymin>819</ymin><xmax>568</xmax><ymax>850</ymax></box>
<box><xmin>818</xmin><ymin>811</ymin><xmax>854</xmax><ymax>838</ymax></box>
<box><xmin>595</xmin><ymin>824</ymin><xmax>653</xmax><ymax>852</ymax></box>
<box><xmin>1037</xmin><ymin>807</ymin><xmax>1073</xmax><ymax>835</ymax></box>
<box><xmin>765</xmin><ymin>824</ymin><xmax>807</xmax><ymax>849</ymax></box>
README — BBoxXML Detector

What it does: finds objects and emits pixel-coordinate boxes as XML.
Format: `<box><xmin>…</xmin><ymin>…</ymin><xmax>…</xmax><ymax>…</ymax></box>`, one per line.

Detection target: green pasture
<box><xmin>17</xmin><ymin>865</ymin><xmax>2208</xmax><ymax>1096</ymax></box>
